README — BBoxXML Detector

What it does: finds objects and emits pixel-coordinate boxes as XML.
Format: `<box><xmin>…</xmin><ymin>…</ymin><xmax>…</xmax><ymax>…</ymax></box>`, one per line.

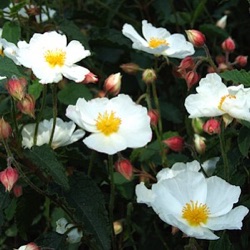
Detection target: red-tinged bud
<box><xmin>16</xmin><ymin>242</ymin><xmax>40</xmax><ymax>250</ymax></box>
<box><xmin>0</xmin><ymin>117</ymin><xmax>12</xmax><ymax>139</ymax></box>
<box><xmin>191</xmin><ymin>118</ymin><xmax>204</xmax><ymax>134</ymax></box>
<box><xmin>6</xmin><ymin>77</ymin><xmax>27</xmax><ymax>101</ymax></box>
<box><xmin>13</xmin><ymin>185</ymin><xmax>23</xmax><ymax>197</ymax></box>
<box><xmin>216</xmin><ymin>15</ymin><xmax>227</xmax><ymax>29</ymax></box>
<box><xmin>203</xmin><ymin>119</ymin><xmax>221</xmax><ymax>135</ymax></box>
<box><xmin>185</xmin><ymin>71</ymin><xmax>200</xmax><ymax>90</ymax></box>
<box><xmin>82</xmin><ymin>72</ymin><xmax>98</xmax><ymax>84</ymax></box>
<box><xmin>235</xmin><ymin>56</ymin><xmax>248</xmax><ymax>67</ymax></box>
<box><xmin>103</xmin><ymin>73</ymin><xmax>122</xmax><ymax>96</ymax></box>
<box><xmin>163</xmin><ymin>136</ymin><xmax>184</xmax><ymax>152</ymax></box>
<box><xmin>120</xmin><ymin>63</ymin><xmax>140</xmax><ymax>74</ymax></box>
<box><xmin>178</xmin><ymin>56</ymin><xmax>195</xmax><ymax>70</ymax></box>
<box><xmin>148</xmin><ymin>109</ymin><xmax>159</xmax><ymax>127</ymax></box>
<box><xmin>207</xmin><ymin>66</ymin><xmax>216</xmax><ymax>73</ymax></box>
<box><xmin>0</xmin><ymin>166</ymin><xmax>19</xmax><ymax>192</ymax></box>
<box><xmin>115</xmin><ymin>158</ymin><xmax>133</xmax><ymax>181</ymax></box>
<box><xmin>142</xmin><ymin>69</ymin><xmax>157</xmax><ymax>84</ymax></box>
<box><xmin>215</xmin><ymin>55</ymin><xmax>226</xmax><ymax>64</ymax></box>
<box><xmin>17</xmin><ymin>94</ymin><xmax>36</xmax><ymax>118</ymax></box>
<box><xmin>185</xmin><ymin>30</ymin><xmax>206</xmax><ymax>47</ymax></box>
<box><xmin>218</xmin><ymin>63</ymin><xmax>229</xmax><ymax>72</ymax></box>
<box><xmin>194</xmin><ymin>134</ymin><xmax>206</xmax><ymax>154</ymax></box>
<box><xmin>221</xmin><ymin>37</ymin><xmax>235</xmax><ymax>52</ymax></box>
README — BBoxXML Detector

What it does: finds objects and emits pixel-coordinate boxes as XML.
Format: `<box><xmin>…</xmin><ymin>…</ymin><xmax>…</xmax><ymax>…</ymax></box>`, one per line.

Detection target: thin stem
<box><xmin>49</xmin><ymin>83</ymin><xmax>58</xmax><ymax>146</ymax></box>
<box><xmin>87</xmin><ymin>151</ymin><xmax>96</xmax><ymax>177</ymax></box>
<box><xmin>10</xmin><ymin>97</ymin><xmax>21</xmax><ymax>146</ymax></box>
<box><xmin>203</xmin><ymin>44</ymin><xmax>218</xmax><ymax>72</ymax></box>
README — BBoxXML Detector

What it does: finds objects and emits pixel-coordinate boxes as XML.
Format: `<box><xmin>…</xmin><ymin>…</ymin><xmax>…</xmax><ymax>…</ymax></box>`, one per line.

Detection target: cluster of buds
<box><xmin>115</xmin><ymin>158</ymin><xmax>133</xmax><ymax>181</ymax></box>
<box><xmin>103</xmin><ymin>72</ymin><xmax>122</xmax><ymax>96</ymax></box>
<box><xmin>163</xmin><ymin>135</ymin><xmax>184</xmax><ymax>152</ymax></box>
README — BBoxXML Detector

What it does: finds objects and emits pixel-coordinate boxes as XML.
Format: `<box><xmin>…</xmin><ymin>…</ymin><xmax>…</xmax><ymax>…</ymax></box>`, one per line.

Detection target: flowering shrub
<box><xmin>0</xmin><ymin>0</ymin><xmax>250</xmax><ymax>249</ymax></box>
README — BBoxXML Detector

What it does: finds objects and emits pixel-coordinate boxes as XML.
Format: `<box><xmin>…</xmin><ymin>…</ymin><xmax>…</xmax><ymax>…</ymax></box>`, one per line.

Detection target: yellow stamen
<box><xmin>44</xmin><ymin>49</ymin><xmax>66</xmax><ymax>68</ymax></box>
<box><xmin>96</xmin><ymin>111</ymin><xmax>121</xmax><ymax>136</ymax></box>
<box><xmin>182</xmin><ymin>200</ymin><xmax>210</xmax><ymax>227</ymax></box>
<box><xmin>218</xmin><ymin>94</ymin><xmax>236</xmax><ymax>111</ymax></box>
<box><xmin>148</xmin><ymin>38</ymin><xmax>168</xmax><ymax>48</ymax></box>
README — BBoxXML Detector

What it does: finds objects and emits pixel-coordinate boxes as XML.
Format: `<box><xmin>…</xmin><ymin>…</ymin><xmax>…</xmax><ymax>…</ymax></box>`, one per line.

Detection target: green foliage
<box><xmin>0</xmin><ymin>57</ymin><xmax>24</xmax><ymax>78</ymax></box>
<box><xmin>238</xmin><ymin>126</ymin><xmax>250</xmax><ymax>157</ymax></box>
<box><xmin>220</xmin><ymin>69</ymin><xmax>250</xmax><ymax>86</ymax></box>
<box><xmin>2</xmin><ymin>21</ymin><xmax>21</xmax><ymax>44</ymax></box>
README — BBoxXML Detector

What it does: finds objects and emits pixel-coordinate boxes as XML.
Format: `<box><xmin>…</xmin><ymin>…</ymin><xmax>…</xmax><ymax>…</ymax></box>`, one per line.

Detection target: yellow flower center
<box><xmin>0</xmin><ymin>48</ymin><xmax>4</xmax><ymax>57</ymax></box>
<box><xmin>182</xmin><ymin>200</ymin><xmax>210</xmax><ymax>227</ymax></box>
<box><xmin>218</xmin><ymin>94</ymin><xmax>236</xmax><ymax>111</ymax></box>
<box><xmin>148</xmin><ymin>37</ymin><xmax>168</xmax><ymax>48</ymax></box>
<box><xmin>44</xmin><ymin>49</ymin><xmax>66</xmax><ymax>68</ymax></box>
<box><xmin>96</xmin><ymin>111</ymin><xmax>121</xmax><ymax>136</ymax></box>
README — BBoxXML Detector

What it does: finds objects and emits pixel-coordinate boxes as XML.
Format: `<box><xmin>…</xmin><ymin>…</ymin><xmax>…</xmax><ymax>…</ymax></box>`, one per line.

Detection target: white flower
<box><xmin>15</xmin><ymin>242</ymin><xmax>39</xmax><ymax>250</ymax></box>
<box><xmin>66</xmin><ymin>94</ymin><xmax>152</xmax><ymax>155</ymax></box>
<box><xmin>0</xmin><ymin>38</ymin><xmax>20</xmax><ymax>65</ymax></box>
<box><xmin>56</xmin><ymin>218</ymin><xmax>83</xmax><ymax>244</ymax></box>
<box><xmin>122</xmin><ymin>20</ymin><xmax>194</xmax><ymax>58</ymax></box>
<box><xmin>16</xmin><ymin>31</ymin><xmax>91</xmax><ymax>84</ymax></box>
<box><xmin>21</xmin><ymin>118</ymin><xmax>85</xmax><ymax>149</ymax></box>
<box><xmin>136</xmin><ymin>165</ymin><xmax>249</xmax><ymax>240</ymax></box>
<box><xmin>184</xmin><ymin>73</ymin><xmax>250</xmax><ymax>122</ymax></box>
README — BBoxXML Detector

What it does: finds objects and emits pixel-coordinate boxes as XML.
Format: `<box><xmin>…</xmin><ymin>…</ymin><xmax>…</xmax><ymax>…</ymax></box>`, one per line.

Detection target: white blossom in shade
<box><xmin>136</xmin><ymin>167</ymin><xmax>249</xmax><ymax>240</ymax></box>
<box><xmin>16</xmin><ymin>31</ymin><xmax>91</xmax><ymax>84</ymax></box>
<box><xmin>184</xmin><ymin>73</ymin><xmax>250</xmax><ymax>122</ymax></box>
<box><xmin>201</xmin><ymin>157</ymin><xmax>220</xmax><ymax>176</ymax></box>
<box><xmin>21</xmin><ymin>118</ymin><xmax>85</xmax><ymax>149</ymax></box>
<box><xmin>122</xmin><ymin>20</ymin><xmax>194</xmax><ymax>58</ymax></box>
<box><xmin>56</xmin><ymin>218</ymin><xmax>83</xmax><ymax>244</ymax></box>
<box><xmin>0</xmin><ymin>38</ymin><xmax>21</xmax><ymax>65</ymax></box>
<box><xmin>66</xmin><ymin>94</ymin><xmax>152</xmax><ymax>155</ymax></box>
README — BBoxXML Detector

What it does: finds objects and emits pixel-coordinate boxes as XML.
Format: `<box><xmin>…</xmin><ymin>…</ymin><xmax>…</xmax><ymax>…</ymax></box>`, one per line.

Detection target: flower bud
<box><xmin>203</xmin><ymin>119</ymin><xmax>221</xmax><ymax>135</ymax></box>
<box><xmin>218</xmin><ymin>62</ymin><xmax>230</xmax><ymax>72</ymax></box>
<box><xmin>215</xmin><ymin>55</ymin><xmax>226</xmax><ymax>64</ymax></box>
<box><xmin>235</xmin><ymin>56</ymin><xmax>248</xmax><ymax>67</ymax></box>
<box><xmin>0</xmin><ymin>166</ymin><xmax>19</xmax><ymax>192</ymax></box>
<box><xmin>13</xmin><ymin>185</ymin><xmax>23</xmax><ymax>197</ymax></box>
<box><xmin>222</xmin><ymin>114</ymin><xmax>233</xmax><ymax>127</ymax></box>
<box><xmin>148</xmin><ymin>109</ymin><xmax>159</xmax><ymax>127</ymax></box>
<box><xmin>216</xmin><ymin>15</ymin><xmax>227</xmax><ymax>29</ymax></box>
<box><xmin>221</xmin><ymin>37</ymin><xmax>235</xmax><ymax>52</ymax></box>
<box><xmin>103</xmin><ymin>73</ymin><xmax>122</xmax><ymax>96</ymax></box>
<box><xmin>0</xmin><ymin>117</ymin><xmax>12</xmax><ymax>139</ymax></box>
<box><xmin>115</xmin><ymin>158</ymin><xmax>133</xmax><ymax>181</ymax></box>
<box><xmin>194</xmin><ymin>134</ymin><xmax>206</xmax><ymax>154</ymax></box>
<box><xmin>15</xmin><ymin>242</ymin><xmax>39</xmax><ymax>250</ymax></box>
<box><xmin>142</xmin><ymin>69</ymin><xmax>157</xmax><ymax>84</ymax></box>
<box><xmin>185</xmin><ymin>71</ymin><xmax>200</xmax><ymax>90</ymax></box>
<box><xmin>185</xmin><ymin>30</ymin><xmax>206</xmax><ymax>47</ymax></box>
<box><xmin>207</xmin><ymin>66</ymin><xmax>216</xmax><ymax>73</ymax></box>
<box><xmin>191</xmin><ymin>118</ymin><xmax>204</xmax><ymax>134</ymax></box>
<box><xmin>17</xmin><ymin>94</ymin><xmax>36</xmax><ymax>118</ymax></box>
<box><xmin>6</xmin><ymin>77</ymin><xmax>27</xmax><ymax>101</ymax></box>
<box><xmin>178</xmin><ymin>56</ymin><xmax>195</xmax><ymax>70</ymax></box>
<box><xmin>120</xmin><ymin>63</ymin><xmax>140</xmax><ymax>74</ymax></box>
<box><xmin>163</xmin><ymin>136</ymin><xmax>184</xmax><ymax>152</ymax></box>
<box><xmin>113</xmin><ymin>221</ymin><xmax>123</xmax><ymax>235</ymax></box>
<box><xmin>82</xmin><ymin>72</ymin><xmax>98</xmax><ymax>84</ymax></box>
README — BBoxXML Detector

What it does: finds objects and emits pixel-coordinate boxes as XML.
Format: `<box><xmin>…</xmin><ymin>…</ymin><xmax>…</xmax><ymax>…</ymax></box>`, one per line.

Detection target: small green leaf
<box><xmin>238</xmin><ymin>126</ymin><xmax>250</xmax><ymax>157</ymax></box>
<box><xmin>28</xmin><ymin>79</ymin><xmax>44</xmax><ymax>100</ymax></box>
<box><xmin>0</xmin><ymin>57</ymin><xmax>24</xmax><ymax>78</ymax></box>
<box><xmin>2</xmin><ymin>21</ymin><xmax>21</xmax><ymax>44</ymax></box>
<box><xmin>220</xmin><ymin>69</ymin><xmax>250</xmax><ymax>86</ymax></box>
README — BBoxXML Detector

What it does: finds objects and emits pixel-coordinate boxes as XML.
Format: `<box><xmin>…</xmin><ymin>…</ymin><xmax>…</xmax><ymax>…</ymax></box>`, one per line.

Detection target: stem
<box><xmin>87</xmin><ymin>151</ymin><xmax>96</xmax><ymax>177</ymax></box>
<box><xmin>49</xmin><ymin>83</ymin><xmax>58</xmax><ymax>146</ymax></box>
<box><xmin>203</xmin><ymin>44</ymin><xmax>218</xmax><ymax>72</ymax></box>
<box><xmin>10</xmin><ymin>97</ymin><xmax>21</xmax><ymax>146</ymax></box>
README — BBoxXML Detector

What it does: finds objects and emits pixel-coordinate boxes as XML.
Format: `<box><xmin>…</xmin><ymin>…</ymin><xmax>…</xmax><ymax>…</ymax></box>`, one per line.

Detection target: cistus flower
<box><xmin>0</xmin><ymin>166</ymin><xmax>19</xmax><ymax>192</ymax></box>
<box><xmin>136</xmin><ymin>161</ymin><xmax>249</xmax><ymax>240</ymax></box>
<box><xmin>6</xmin><ymin>77</ymin><xmax>27</xmax><ymax>101</ymax></box>
<box><xmin>221</xmin><ymin>37</ymin><xmax>236</xmax><ymax>52</ymax></box>
<box><xmin>0</xmin><ymin>117</ymin><xmax>12</xmax><ymax>139</ymax></box>
<box><xmin>16</xmin><ymin>31</ymin><xmax>91</xmax><ymax>84</ymax></box>
<box><xmin>163</xmin><ymin>136</ymin><xmax>184</xmax><ymax>152</ymax></box>
<box><xmin>17</xmin><ymin>94</ymin><xmax>36</xmax><ymax>118</ymax></box>
<box><xmin>185</xmin><ymin>30</ymin><xmax>206</xmax><ymax>47</ymax></box>
<box><xmin>56</xmin><ymin>218</ymin><xmax>83</xmax><ymax>244</ymax></box>
<box><xmin>184</xmin><ymin>73</ymin><xmax>250</xmax><ymax>122</ymax></box>
<box><xmin>115</xmin><ymin>158</ymin><xmax>133</xmax><ymax>180</ymax></box>
<box><xmin>103</xmin><ymin>73</ymin><xmax>122</xmax><ymax>96</ymax></box>
<box><xmin>0</xmin><ymin>38</ymin><xmax>21</xmax><ymax>65</ymax></box>
<box><xmin>203</xmin><ymin>118</ymin><xmax>221</xmax><ymax>135</ymax></box>
<box><xmin>15</xmin><ymin>242</ymin><xmax>39</xmax><ymax>250</ymax></box>
<box><xmin>122</xmin><ymin>20</ymin><xmax>194</xmax><ymax>58</ymax></box>
<box><xmin>66</xmin><ymin>94</ymin><xmax>152</xmax><ymax>155</ymax></box>
<box><xmin>21</xmin><ymin>118</ymin><xmax>85</xmax><ymax>149</ymax></box>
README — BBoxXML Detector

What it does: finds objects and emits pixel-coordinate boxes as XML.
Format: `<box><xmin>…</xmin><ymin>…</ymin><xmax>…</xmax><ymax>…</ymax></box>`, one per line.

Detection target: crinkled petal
<box><xmin>62</xmin><ymin>65</ymin><xmax>90</xmax><ymax>82</ymax></box>
<box><xmin>136</xmin><ymin>182</ymin><xmax>155</xmax><ymax>206</ymax></box>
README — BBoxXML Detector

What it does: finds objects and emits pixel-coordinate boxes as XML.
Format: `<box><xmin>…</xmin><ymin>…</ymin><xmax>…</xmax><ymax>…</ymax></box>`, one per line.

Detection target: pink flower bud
<box><xmin>115</xmin><ymin>158</ymin><xmax>133</xmax><ymax>181</ymax></box>
<box><xmin>185</xmin><ymin>30</ymin><xmax>206</xmax><ymax>47</ymax></box>
<box><xmin>13</xmin><ymin>185</ymin><xmax>23</xmax><ymax>197</ymax></box>
<box><xmin>103</xmin><ymin>73</ymin><xmax>122</xmax><ymax>96</ymax></box>
<box><xmin>194</xmin><ymin>134</ymin><xmax>206</xmax><ymax>154</ymax></box>
<box><xmin>6</xmin><ymin>77</ymin><xmax>27</xmax><ymax>101</ymax></box>
<box><xmin>203</xmin><ymin>119</ymin><xmax>221</xmax><ymax>135</ymax></box>
<box><xmin>120</xmin><ymin>63</ymin><xmax>140</xmax><ymax>74</ymax></box>
<box><xmin>185</xmin><ymin>71</ymin><xmax>200</xmax><ymax>90</ymax></box>
<box><xmin>148</xmin><ymin>109</ymin><xmax>159</xmax><ymax>127</ymax></box>
<box><xmin>0</xmin><ymin>117</ymin><xmax>12</xmax><ymax>139</ymax></box>
<box><xmin>142</xmin><ymin>69</ymin><xmax>157</xmax><ymax>84</ymax></box>
<box><xmin>178</xmin><ymin>56</ymin><xmax>195</xmax><ymax>70</ymax></box>
<box><xmin>221</xmin><ymin>37</ymin><xmax>235</xmax><ymax>52</ymax></box>
<box><xmin>215</xmin><ymin>55</ymin><xmax>226</xmax><ymax>64</ymax></box>
<box><xmin>163</xmin><ymin>136</ymin><xmax>184</xmax><ymax>152</ymax></box>
<box><xmin>17</xmin><ymin>94</ymin><xmax>36</xmax><ymax>118</ymax></box>
<box><xmin>82</xmin><ymin>72</ymin><xmax>98</xmax><ymax>84</ymax></box>
<box><xmin>0</xmin><ymin>166</ymin><xmax>19</xmax><ymax>192</ymax></box>
<box><xmin>218</xmin><ymin>62</ymin><xmax>229</xmax><ymax>72</ymax></box>
<box><xmin>235</xmin><ymin>56</ymin><xmax>248</xmax><ymax>67</ymax></box>
<box><xmin>16</xmin><ymin>242</ymin><xmax>39</xmax><ymax>250</ymax></box>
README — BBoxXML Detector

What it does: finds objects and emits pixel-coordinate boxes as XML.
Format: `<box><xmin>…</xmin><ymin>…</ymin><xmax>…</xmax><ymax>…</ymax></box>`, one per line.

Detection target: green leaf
<box><xmin>64</xmin><ymin>172</ymin><xmax>110</xmax><ymax>250</ymax></box>
<box><xmin>58</xmin><ymin>83</ymin><xmax>93</xmax><ymax>105</ymax></box>
<box><xmin>24</xmin><ymin>145</ymin><xmax>70</xmax><ymax>190</ymax></box>
<box><xmin>0</xmin><ymin>57</ymin><xmax>24</xmax><ymax>78</ymax></box>
<box><xmin>28</xmin><ymin>79</ymin><xmax>44</xmax><ymax>100</ymax></box>
<box><xmin>160</xmin><ymin>101</ymin><xmax>183</xmax><ymax>124</ymax></box>
<box><xmin>200</xmin><ymin>24</ymin><xmax>229</xmax><ymax>40</ymax></box>
<box><xmin>238</xmin><ymin>126</ymin><xmax>250</xmax><ymax>156</ymax></box>
<box><xmin>209</xmin><ymin>231</ymin><xmax>233</xmax><ymax>250</ymax></box>
<box><xmin>191</xmin><ymin>0</ymin><xmax>207</xmax><ymax>27</ymax></box>
<box><xmin>2</xmin><ymin>21</ymin><xmax>21</xmax><ymax>44</ymax></box>
<box><xmin>220</xmin><ymin>69</ymin><xmax>250</xmax><ymax>86</ymax></box>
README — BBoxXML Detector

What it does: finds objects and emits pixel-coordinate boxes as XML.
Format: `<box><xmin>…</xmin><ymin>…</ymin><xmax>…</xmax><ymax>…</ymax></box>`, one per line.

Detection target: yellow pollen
<box><xmin>96</xmin><ymin>111</ymin><xmax>121</xmax><ymax>136</ymax></box>
<box><xmin>182</xmin><ymin>200</ymin><xmax>210</xmax><ymax>227</ymax></box>
<box><xmin>0</xmin><ymin>49</ymin><xmax>4</xmax><ymax>57</ymax></box>
<box><xmin>44</xmin><ymin>49</ymin><xmax>66</xmax><ymax>68</ymax></box>
<box><xmin>218</xmin><ymin>94</ymin><xmax>236</xmax><ymax>111</ymax></box>
<box><xmin>148</xmin><ymin>37</ymin><xmax>168</xmax><ymax>48</ymax></box>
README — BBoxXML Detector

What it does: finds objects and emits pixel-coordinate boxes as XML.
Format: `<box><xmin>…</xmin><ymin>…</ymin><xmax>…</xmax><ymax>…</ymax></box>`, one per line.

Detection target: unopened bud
<box><xmin>191</xmin><ymin>118</ymin><xmax>204</xmax><ymax>134</ymax></box>
<box><xmin>0</xmin><ymin>166</ymin><xmax>19</xmax><ymax>192</ymax></box>
<box><xmin>115</xmin><ymin>158</ymin><xmax>133</xmax><ymax>181</ymax></box>
<box><xmin>163</xmin><ymin>136</ymin><xmax>184</xmax><ymax>152</ymax></box>
<box><xmin>82</xmin><ymin>72</ymin><xmax>98</xmax><ymax>84</ymax></box>
<box><xmin>178</xmin><ymin>56</ymin><xmax>195</xmax><ymax>70</ymax></box>
<box><xmin>142</xmin><ymin>69</ymin><xmax>157</xmax><ymax>84</ymax></box>
<box><xmin>216</xmin><ymin>15</ymin><xmax>227</xmax><ymax>29</ymax></box>
<box><xmin>194</xmin><ymin>134</ymin><xmax>206</xmax><ymax>154</ymax></box>
<box><xmin>13</xmin><ymin>185</ymin><xmax>23</xmax><ymax>197</ymax></box>
<box><xmin>113</xmin><ymin>221</ymin><xmax>123</xmax><ymax>235</ymax></box>
<box><xmin>15</xmin><ymin>242</ymin><xmax>39</xmax><ymax>250</ymax></box>
<box><xmin>120</xmin><ymin>63</ymin><xmax>140</xmax><ymax>74</ymax></box>
<box><xmin>215</xmin><ymin>55</ymin><xmax>226</xmax><ymax>64</ymax></box>
<box><xmin>203</xmin><ymin>119</ymin><xmax>221</xmax><ymax>135</ymax></box>
<box><xmin>148</xmin><ymin>109</ymin><xmax>159</xmax><ymax>127</ymax></box>
<box><xmin>222</xmin><ymin>114</ymin><xmax>233</xmax><ymax>127</ymax></box>
<box><xmin>17</xmin><ymin>94</ymin><xmax>36</xmax><ymax>118</ymax></box>
<box><xmin>6</xmin><ymin>77</ymin><xmax>27</xmax><ymax>101</ymax></box>
<box><xmin>185</xmin><ymin>30</ymin><xmax>206</xmax><ymax>47</ymax></box>
<box><xmin>207</xmin><ymin>66</ymin><xmax>216</xmax><ymax>73</ymax></box>
<box><xmin>235</xmin><ymin>56</ymin><xmax>248</xmax><ymax>67</ymax></box>
<box><xmin>0</xmin><ymin>117</ymin><xmax>12</xmax><ymax>139</ymax></box>
<box><xmin>221</xmin><ymin>37</ymin><xmax>235</xmax><ymax>52</ymax></box>
<box><xmin>185</xmin><ymin>71</ymin><xmax>200</xmax><ymax>90</ymax></box>
<box><xmin>103</xmin><ymin>73</ymin><xmax>122</xmax><ymax>96</ymax></box>
<box><xmin>218</xmin><ymin>63</ymin><xmax>229</xmax><ymax>72</ymax></box>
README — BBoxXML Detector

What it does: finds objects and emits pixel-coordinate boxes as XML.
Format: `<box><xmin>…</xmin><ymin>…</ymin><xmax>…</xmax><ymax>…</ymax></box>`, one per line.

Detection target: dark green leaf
<box><xmin>191</xmin><ymin>0</ymin><xmax>207</xmax><ymax>26</ymax></box>
<box><xmin>200</xmin><ymin>24</ymin><xmax>229</xmax><ymax>40</ymax></box>
<box><xmin>24</xmin><ymin>145</ymin><xmax>70</xmax><ymax>190</ymax></box>
<box><xmin>160</xmin><ymin>101</ymin><xmax>183</xmax><ymax>124</ymax></box>
<box><xmin>238</xmin><ymin>126</ymin><xmax>250</xmax><ymax>156</ymax></box>
<box><xmin>2</xmin><ymin>22</ymin><xmax>21</xmax><ymax>44</ymax></box>
<box><xmin>220</xmin><ymin>69</ymin><xmax>250</xmax><ymax>86</ymax></box>
<box><xmin>152</xmin><ymin>0</ymin><xmax>172</xmax><ymax>24</ymax></box>
<box><xmin>209</xmin><ymin>231</ymin><xmax>233</xmax><ymax>250</ymax></box>
<box><xmin>0</xmin><ymin>57</ymin><xmax>24</xmax><ymax>78</ymax></box>
<box><xmin>28</xmin><ymin>79</ymin><xmax>44</xmax><ymax>100</ymax></box>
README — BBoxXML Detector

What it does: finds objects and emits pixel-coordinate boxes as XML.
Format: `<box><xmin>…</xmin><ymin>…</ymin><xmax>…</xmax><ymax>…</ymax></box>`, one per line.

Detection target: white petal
<box><xmin>136</xmin><ymin>182</ymin><xmax>155</xmax><ymax>206</ymax></box>
<box><xmin>62</xmin><ymin>65</ymin><xmax>90</xmax><ymax>82</ymax></box>
<box><xmin>201</xmin><ymin>157</ymin><xmax>219</xmax><ymax>176</ymax></box>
